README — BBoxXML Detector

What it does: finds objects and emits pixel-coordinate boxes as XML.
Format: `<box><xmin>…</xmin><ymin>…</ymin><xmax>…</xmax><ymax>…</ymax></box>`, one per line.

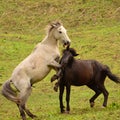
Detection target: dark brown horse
<box><xmin>51</xmin><ymin>47</ymin><xmax>120</xmax><ymax>113</ymax></box>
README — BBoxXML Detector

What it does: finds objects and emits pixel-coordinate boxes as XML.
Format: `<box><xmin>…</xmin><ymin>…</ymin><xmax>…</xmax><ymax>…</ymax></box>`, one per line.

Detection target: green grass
<box><xmin>0</xmin><ymin>0</ymin><xmax>120</xmax><ymax>120</ymax></box>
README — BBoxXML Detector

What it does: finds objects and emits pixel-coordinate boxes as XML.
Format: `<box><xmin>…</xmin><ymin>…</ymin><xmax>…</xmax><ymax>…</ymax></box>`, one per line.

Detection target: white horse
<box><xmin>2</xmin><ymin>21</ymin><xmax>71</xmax><ymax>120</ymax></box>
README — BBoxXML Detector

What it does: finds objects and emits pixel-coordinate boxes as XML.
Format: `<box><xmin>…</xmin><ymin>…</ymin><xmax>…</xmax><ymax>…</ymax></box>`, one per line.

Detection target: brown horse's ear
<box><xmin>74</xmin><ymin>53</ymin><xmax>79</xmax><ymax>56</ymax></box>
<box><xmin>69</xmin><ymin>48</ymin><xmax>79</xmax><ymax>56</ymax></box>
<box><xmin>73</xmin><ymin>53</ymin><xmax>79</xmax><ymax>56</ymax></box>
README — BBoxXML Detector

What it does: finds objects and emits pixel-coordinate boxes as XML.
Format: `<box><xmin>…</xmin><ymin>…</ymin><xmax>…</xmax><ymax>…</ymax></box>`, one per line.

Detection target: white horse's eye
<box><xmin>59</xmin><ymin>31</ymin><xmax>62</xmax><ymax>34</ymax></box>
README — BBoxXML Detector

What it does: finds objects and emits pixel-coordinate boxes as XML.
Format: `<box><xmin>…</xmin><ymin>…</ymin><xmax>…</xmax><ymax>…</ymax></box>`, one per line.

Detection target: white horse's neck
<box><xmin>41</xmin><ymin>33</ymin><xmax>59</xmax><ymax>48</ymax></box>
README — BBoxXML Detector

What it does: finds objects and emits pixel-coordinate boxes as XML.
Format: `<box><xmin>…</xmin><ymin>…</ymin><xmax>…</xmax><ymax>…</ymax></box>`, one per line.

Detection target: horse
<box><xmin>1</xmin><ymin>21</ymin><xmax>71</xmax><ymax>120</ymax></box>
<box><xmin>51</xmin><ymin>47</ymin><xmax>120</xmax><ymax>113</ymax></box>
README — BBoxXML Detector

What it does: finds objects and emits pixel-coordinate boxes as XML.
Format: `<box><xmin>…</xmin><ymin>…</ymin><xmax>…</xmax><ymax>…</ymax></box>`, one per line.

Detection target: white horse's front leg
<box><xmin>48</xmin><ymin>60</ymin><xmax>61</xmax><ymax>70</ymax></box>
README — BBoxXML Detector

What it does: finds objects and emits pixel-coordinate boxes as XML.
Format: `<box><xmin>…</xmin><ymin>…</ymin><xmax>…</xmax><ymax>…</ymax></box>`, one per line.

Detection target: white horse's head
<box><xmin>49</xmin><ymin>21</ymin><xmax>71</xmax><ymax>47</ymax></box>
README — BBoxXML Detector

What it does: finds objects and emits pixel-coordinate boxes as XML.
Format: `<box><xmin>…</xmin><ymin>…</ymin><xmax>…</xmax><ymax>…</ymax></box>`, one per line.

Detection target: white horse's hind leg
<box><xmin>17</xmin><ymin>104</ymin><xmax>26</xmax><ymax>120</ymax></box>
<box><xmin>24</xmin><ymin>104</ymin><xmax>37</xmax><ymax>118</ymax></box>
<box><xmin>17</xmin><ymin>82</ymin><xmax>36</xmax><ymax>119</ymax></box>
<box><xmin>19</xmin><ymin>86</ymin><xmax>32</xmax><ymax>103</ymax></box>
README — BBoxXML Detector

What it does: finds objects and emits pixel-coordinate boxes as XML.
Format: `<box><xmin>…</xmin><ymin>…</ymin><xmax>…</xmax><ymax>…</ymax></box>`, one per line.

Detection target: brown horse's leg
<box><xmin>98</xmin><ymin>84</ymin><xmax>109</xmax><ymax>107</ymax></box>
<box><xmin>87</xmin><ymin>84</ymin><xmax>102</xmax><ymax>107</ymax></box>
<box><xmin>94</xmin><ymin>72</ymin><xmax>109</xmax><ymax>107</ymax></box>
<box><xmin>51</xmin><ymin>74</ymin><xmax>59</xmax><ymax>82</ymax></box>
<box><xmin>59</xmin><ymin>84</ymin><xmax>65</xmax><ymax>113</ymax></box>
<box><xmin>66</xmin><ymin>85</ymin><xmax>70</xmax><ymax>113</ymax></box>
<box><xmin>53</xmin><ymin>69</ymin><xmax>63</xmax><ymax>92</ymax></box>
<box><xmin>54</xmin><ymin>82</ymin><xmax>59</xmax><ymax>92</ymax></box>
<box><xmin>97</xmin><ymin>74</ymin><xmax>109</xmax><ymax>107</ymax></box>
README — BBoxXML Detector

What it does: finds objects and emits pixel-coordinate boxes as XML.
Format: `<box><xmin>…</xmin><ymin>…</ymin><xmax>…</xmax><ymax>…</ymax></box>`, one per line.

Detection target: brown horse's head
<box><xmin>60</xmin><ymin>47</ymin><xmax>79</xmax><ymax>67</ymax></box>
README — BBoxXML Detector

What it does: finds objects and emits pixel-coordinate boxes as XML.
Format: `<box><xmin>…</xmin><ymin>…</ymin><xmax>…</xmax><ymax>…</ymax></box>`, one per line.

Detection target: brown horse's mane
<box><xmin>63</xmin><ymin>47</ymin><xmax>79</xmax><ymax>57</ymax></box>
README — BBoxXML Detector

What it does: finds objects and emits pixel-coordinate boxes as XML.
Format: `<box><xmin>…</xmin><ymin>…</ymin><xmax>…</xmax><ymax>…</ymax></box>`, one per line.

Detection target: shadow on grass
<box><xmin>24</xmin><ymin>105</ymin><xmax>120</xmax><ymax>120</ymax></box>
<box><xmin>69</xmin><ymin>104</ymin><xmax>120</xmax><ymax>115</ymax></box>
<box><xmin>71</xmin><ymin>107</ymin><xmax>104</xmax><ymax>114</ymax></box>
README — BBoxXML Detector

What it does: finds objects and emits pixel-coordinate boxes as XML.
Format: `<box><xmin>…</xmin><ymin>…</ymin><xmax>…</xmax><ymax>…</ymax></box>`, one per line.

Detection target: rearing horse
<box><xmin>1</xmin><ymin>21</ymin><xmax>71</xmax><ymax>120</ymax></box>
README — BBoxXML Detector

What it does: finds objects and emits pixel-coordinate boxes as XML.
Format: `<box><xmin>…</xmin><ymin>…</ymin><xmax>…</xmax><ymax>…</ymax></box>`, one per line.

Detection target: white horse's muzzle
<box><xmin>63</xmin><ymin>41</ymin><xmax>71</xmax><ymax>47</ymax></box>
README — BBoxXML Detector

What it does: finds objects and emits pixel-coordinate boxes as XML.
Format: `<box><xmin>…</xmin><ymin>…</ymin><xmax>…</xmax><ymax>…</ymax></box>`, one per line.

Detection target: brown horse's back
<box><xmin>63</xmin><ymin>60</ymin><xmax>97</xmax><ymax>86</ymax></box>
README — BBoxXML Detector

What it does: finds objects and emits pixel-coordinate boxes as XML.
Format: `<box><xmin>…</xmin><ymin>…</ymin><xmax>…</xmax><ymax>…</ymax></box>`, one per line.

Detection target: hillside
<box><xmin>0</xmin><ymin>0</ymin><xmax>120</xmax><ymax>120</ymax></box>
<box><xmin>0</xmin><ymin>0</ymin><xmax>120</xmax><ymax>34</ymax></box>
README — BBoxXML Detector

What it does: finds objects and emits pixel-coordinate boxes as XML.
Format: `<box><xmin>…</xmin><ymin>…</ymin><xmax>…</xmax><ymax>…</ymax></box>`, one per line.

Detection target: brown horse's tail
<box><xmin>104</xmin><ymin>65</ymin><xmax>120</xmax><ymax>83</ymax></box>
<box><xmin>1</xmin><ymin>80</ymin><xmax>20</xmax><ymax>103</ymax></box>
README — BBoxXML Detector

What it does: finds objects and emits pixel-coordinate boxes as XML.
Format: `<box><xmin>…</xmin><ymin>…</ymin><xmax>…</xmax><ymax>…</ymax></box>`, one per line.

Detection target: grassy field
<box><xmin>0</xmin><ymin>0</ymin><xmax>120</xmax><ymax>120</ymax></box>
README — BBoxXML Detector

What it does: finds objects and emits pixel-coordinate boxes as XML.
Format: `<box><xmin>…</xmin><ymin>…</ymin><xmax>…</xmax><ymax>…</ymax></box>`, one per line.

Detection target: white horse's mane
<box><xmin>46</xmin><ymin>21</ymin><xmax>62</xmax><ymax>34</ymax></box>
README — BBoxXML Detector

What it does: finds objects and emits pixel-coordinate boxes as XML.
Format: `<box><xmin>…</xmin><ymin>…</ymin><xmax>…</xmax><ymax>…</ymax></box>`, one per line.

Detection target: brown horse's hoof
<box><xmin>61</xmin><ymin>110</ymin><xmax>70</xmax><ymax>114</ymax></box>
<box><xmin>61</xmin><ymin>110</ymin><xmax>65</xmax><ymax>114</ymax></box>
<box><xmin>101</xmin><ymin>105</ymin><xmax>106</xmax><ymax>108</ymax></box>
<box><xmin>54</xmin><ymin>86</ymin><xmax>58</xmax><ymax>92</ymax></box>
<box><xmin>90</xmin><ymin>102</ymin><xmax>95</xmax><ymax>107</ymax></box>
<box><xmin>51</xmin><ymin>75</ymin><xmax>58</xmax><ymax>82</ymax></box>
<box><xmin>65</xmin><ymin>111</ymin><xmax>70</xmax><ymax>114</ymax></box>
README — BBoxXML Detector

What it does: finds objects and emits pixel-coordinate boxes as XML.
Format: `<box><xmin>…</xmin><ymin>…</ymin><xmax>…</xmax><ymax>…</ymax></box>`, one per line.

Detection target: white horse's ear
<box><xmin>51</xmin><ymin>21</ymin><xmax>61</xmax><ymax>28</ymax></box>
<box><xmin>51</xmin><ymin>24</ymin><xmax>57</xmax><ymax>28</ymax></box>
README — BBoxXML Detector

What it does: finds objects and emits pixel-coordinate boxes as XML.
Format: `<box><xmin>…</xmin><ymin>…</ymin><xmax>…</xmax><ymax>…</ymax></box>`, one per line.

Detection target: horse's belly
<box><xmin>71</xmin><ymin>80</ymin><xmax>88</xmax><ymax>86</ymax></box>
<box><xmin>30</xmin><ymin>67</ymin><xmax>51</xmax><ymax>84</ymax></box>
<box><xmin>66</xmin><ymin>67</ymin><xmax>93</xmax><ymax>86</ymax></box>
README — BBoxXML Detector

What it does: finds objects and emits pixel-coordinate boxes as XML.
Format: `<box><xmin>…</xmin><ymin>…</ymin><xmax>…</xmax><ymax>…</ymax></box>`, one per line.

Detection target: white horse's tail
<box><xmin>1</xmin><ymin>80</ymin><xmax>20</xmax><ymax>104</ymax></box>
